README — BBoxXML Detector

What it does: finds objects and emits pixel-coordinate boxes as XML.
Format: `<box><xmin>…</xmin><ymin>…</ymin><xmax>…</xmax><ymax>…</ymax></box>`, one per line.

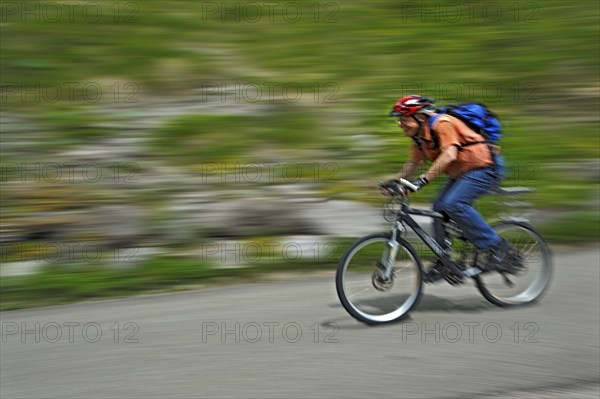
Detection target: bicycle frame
<box><xmin>394</xmin><ymin>204</ymin><xmax>483</xmax><ymax>278</ymax></box>
<box><xmin>380</xmin><ymin>179</ymin><xmax>536</xmax><ymax>278</ymax></box>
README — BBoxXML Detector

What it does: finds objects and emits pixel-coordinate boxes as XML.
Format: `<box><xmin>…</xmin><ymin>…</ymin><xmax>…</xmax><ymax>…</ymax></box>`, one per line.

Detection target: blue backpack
<box><xmin>432</xmin><ymin>102</ymin><xmax>502</xmax><ymax>144</ymax></box>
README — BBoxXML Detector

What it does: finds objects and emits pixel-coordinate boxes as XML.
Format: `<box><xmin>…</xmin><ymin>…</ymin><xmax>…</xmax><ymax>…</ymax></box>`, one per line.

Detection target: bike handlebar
<box><xmin>378</xmin><ymin>178</ymin><xmax>418</xmax><ymax>197</ymax></box>
<box><xmin>398</xmin><ymin>178</ymin><xmax>419</xmax><ymax>192</ymax></box>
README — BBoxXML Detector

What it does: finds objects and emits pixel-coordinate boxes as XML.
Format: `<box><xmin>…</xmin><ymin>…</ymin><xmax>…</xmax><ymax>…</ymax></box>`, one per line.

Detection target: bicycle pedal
<box><xmin>444</xmin><ymin>275</ymin><xmax>464</xmax><ymax>286</ymax></box>
<box><xmin>423</xmin><ymin>269</ymin><xmax>444</xmax><ymax>284</ymax></box>
<box><xmin>501</xmin><ymin>273</ymin><xmax>514</xmax><ymax>287</ymax></box>
<box><xmin>463</xmin><ymin>267</ymin><xmax>483</xmax><ymax>277</ymax></box>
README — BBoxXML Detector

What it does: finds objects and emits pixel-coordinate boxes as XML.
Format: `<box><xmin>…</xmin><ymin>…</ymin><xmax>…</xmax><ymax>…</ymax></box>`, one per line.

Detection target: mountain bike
<box><xmin>335</xmin><ymin>179</ymin><xmax>553</xmax><ymax>325</ymax></box>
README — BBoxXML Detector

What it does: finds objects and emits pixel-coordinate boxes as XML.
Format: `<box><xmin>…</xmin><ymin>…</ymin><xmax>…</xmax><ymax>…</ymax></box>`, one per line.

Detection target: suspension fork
<box><xmin>379</xmin><ymin>222</ymin><xmax>403</xmax><ymax>279</ymax></box>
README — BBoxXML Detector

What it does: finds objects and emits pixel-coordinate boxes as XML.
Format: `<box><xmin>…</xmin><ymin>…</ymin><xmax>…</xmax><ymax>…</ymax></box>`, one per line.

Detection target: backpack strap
<box><xmin>427</xmin><ymin>114</ymin><xmax>441</xmax><ymax>151</ymax></box>
<box><xmin>410</xmin><ymin>115</ymin><xmax>441</xmax><ymax>160</ymax></box>
<box><xmin>456</xmin><ymin>140</ymin><xmax>487</xmax><ymax>150</ymax></box>
<box><xmin>411</xmin><ymin>133</ymin><xmax>425</xmax><ymax>157</ymax></box>
<box><xmin>411</xmin><ymin>116</ymin><xmax>427</xmax><ymax>158</ymax></box>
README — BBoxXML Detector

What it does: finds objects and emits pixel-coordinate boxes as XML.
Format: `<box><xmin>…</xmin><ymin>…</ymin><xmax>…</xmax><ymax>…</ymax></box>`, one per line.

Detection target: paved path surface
<box><xmin>1</xmin><ymin>249</ymin><xmax>599</xmax><ymax>398</ymax></box>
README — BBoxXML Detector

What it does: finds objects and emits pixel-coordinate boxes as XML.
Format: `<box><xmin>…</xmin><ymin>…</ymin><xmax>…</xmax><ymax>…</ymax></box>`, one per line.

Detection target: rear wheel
<box><xmin>336</xmin><ymin>234</ymin><xmax>424</xmax><ymax>324</ymax></box>
<box><xmin>475</xmin><ymin>221</ymin><xmax>552</xmax><ymax>306</ymax></box>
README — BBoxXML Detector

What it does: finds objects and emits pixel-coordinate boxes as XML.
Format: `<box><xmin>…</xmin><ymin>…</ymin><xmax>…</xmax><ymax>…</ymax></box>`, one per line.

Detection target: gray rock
<box><xmin>197</xmin><ymin>198</ymin><xmax>322</xmax><ymax>237</ymax></box>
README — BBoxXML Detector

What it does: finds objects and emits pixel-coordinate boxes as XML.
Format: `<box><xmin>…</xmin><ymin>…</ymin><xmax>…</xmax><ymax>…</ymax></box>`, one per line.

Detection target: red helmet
<box><xmin>389</xmin><ymin>95</ymin><xmax>436</xmax><ymax>117</ymax></box>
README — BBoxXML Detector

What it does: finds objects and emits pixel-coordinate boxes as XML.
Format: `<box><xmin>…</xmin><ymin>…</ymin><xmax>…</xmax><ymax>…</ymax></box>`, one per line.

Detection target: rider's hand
<box><xmin>406</xmin><ymin>175</ymin><xmax>429</xmax><ymax>193</ymax></box>
<box><xmin>378</xmin><ymin>179</ymin><xmax>401</xmax><ymax>197</ymax></box>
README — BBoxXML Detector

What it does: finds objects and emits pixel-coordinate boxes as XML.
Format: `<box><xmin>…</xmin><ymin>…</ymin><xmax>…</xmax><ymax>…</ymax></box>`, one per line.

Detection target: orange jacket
<box><xmin>411</xmin><ymin>114</ymin><xmax>497</xmax><ymax>178</ymax></box>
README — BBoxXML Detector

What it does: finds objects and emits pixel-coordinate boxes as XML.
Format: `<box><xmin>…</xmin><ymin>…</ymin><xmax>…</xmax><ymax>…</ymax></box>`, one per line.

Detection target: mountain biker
<box><xmin>382</xmin><ymin>95</ymin><xmax>514</xmax><ymax>280</ymax></box>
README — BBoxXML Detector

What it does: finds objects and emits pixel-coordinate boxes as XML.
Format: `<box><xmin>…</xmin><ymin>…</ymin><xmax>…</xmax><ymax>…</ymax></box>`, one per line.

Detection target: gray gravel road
<box><xmin>1</xmin><ymin>249</ymin><xmax>599</xmax><ymax>398</ymax></box>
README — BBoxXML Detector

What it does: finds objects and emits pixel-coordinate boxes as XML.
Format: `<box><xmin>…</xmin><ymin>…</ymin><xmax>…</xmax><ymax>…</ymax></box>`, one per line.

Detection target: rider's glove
<box><xmin>379</xmin><ymin>179</ymin><xmax>401</xmax><ymax>196</ymax></box>
<box><xmin>382</xmin><ymin>179</ymin><xmax>401</xmax><ymax>189</ymax></box>
<box><xmin>407</xmin><ymin>174</ymin><xmax>429</xmax><ymax>193</ymax></box>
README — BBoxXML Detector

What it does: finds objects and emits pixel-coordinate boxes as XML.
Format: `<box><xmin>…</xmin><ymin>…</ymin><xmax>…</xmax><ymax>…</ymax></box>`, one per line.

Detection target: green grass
<box><xmin>0</xmin><ymin>257</ymin><xmax>330</xmax><ymax>311</ymax></box>
<box><xmin>0</xmin><ymin>238</ymin><xmax>352</xmax><ymax>310</ymax></box>
<box><xmin>539</xmin><ymin>210</ymin><xmax>600</xmax><ymax>243</ymax></box>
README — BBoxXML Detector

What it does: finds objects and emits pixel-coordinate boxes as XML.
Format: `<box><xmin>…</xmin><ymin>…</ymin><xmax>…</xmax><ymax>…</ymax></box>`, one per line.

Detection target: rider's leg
<box><xmin>431</xmin><ymin>154</ymin><xmax>505</xmax><ymax>246</ymax></box>
<box><xmin>424</xmin><ymin>178</ymin><xmax>457</xmax><ymax>281</ymax></box>
<box><xmin>434</xmin><ymin>166</ymin><xmax>501</xmax><ymax>250</ymax></box>
<box><xmin>432</xmin><ymin>177</ymin><xmax>456</xmax><ymax>250</ymax></box>
<box><xmin>436</xmin><ymin>160</ymin><xmax>514</xmax><ymax>271</ymax></box>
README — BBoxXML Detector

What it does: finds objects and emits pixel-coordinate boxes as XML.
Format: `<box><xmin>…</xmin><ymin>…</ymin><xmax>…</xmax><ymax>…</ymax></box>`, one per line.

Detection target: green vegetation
<box><xmin>0</xmin><ymin>239</ymin><xmax>351</xmax><ymax>310</ymax></box>
<box><xmin>539</xmin><ymin>210</ymin><xmax>600</xmax><ymax>243</ymax></box>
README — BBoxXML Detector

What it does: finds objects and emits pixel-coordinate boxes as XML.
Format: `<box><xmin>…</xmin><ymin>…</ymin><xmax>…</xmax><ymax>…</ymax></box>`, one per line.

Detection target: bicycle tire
<box><xmin>336</xmin><ymin>233</ymin><xmax>424</xmax><ymax>325</ymax></box>
<box><xmin>474</xmin><ymin>221</ymin><xmax>553</xmax><ymax>307</ymax></box>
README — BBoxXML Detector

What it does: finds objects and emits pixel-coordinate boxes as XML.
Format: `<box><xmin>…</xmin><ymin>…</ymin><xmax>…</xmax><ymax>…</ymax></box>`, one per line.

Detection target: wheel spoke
<box><xmin>520</xmin><ymin>242</ymin><xmax>538</xmax><ymax>261</ymax></box>
<box><xmin>346</xmin><ymin>283</ymin><xmax>374</xmax><ymax>298</ymax></box>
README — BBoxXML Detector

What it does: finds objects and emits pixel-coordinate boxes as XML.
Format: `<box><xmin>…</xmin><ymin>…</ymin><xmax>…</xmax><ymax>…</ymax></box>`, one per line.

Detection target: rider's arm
<box><xmin>423</xmin><ymin>145</ymin><xmax>458</xmax><ymax>182</ymax></box>
<box><xmin>422</xmin><ymin>120</ymin><xmax>460</xmax><ymax>182</ymax></box>
<box><xmin>396</xmin><ymin>145</ymin><xmax>424</xmax><ymax>179</ymax></box>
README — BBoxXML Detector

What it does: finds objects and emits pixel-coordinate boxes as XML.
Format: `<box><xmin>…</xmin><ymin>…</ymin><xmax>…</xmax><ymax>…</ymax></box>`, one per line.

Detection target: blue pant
<box><xmin>432</xmin><ymin>155</ymin><xmax>505</xmax><ymax>250</ymax></box>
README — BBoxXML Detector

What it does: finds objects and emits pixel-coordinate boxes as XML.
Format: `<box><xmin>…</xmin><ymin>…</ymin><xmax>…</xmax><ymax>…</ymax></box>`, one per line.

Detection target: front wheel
<box><xmin>336</xmin><ymin>233</ymin><xmax>424</xmax><ymax>325</ymax></box>
<box><xmin>475</xmin><ymin>221</ymin><xmax>553</xmax><ymax>306</ymax></box>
